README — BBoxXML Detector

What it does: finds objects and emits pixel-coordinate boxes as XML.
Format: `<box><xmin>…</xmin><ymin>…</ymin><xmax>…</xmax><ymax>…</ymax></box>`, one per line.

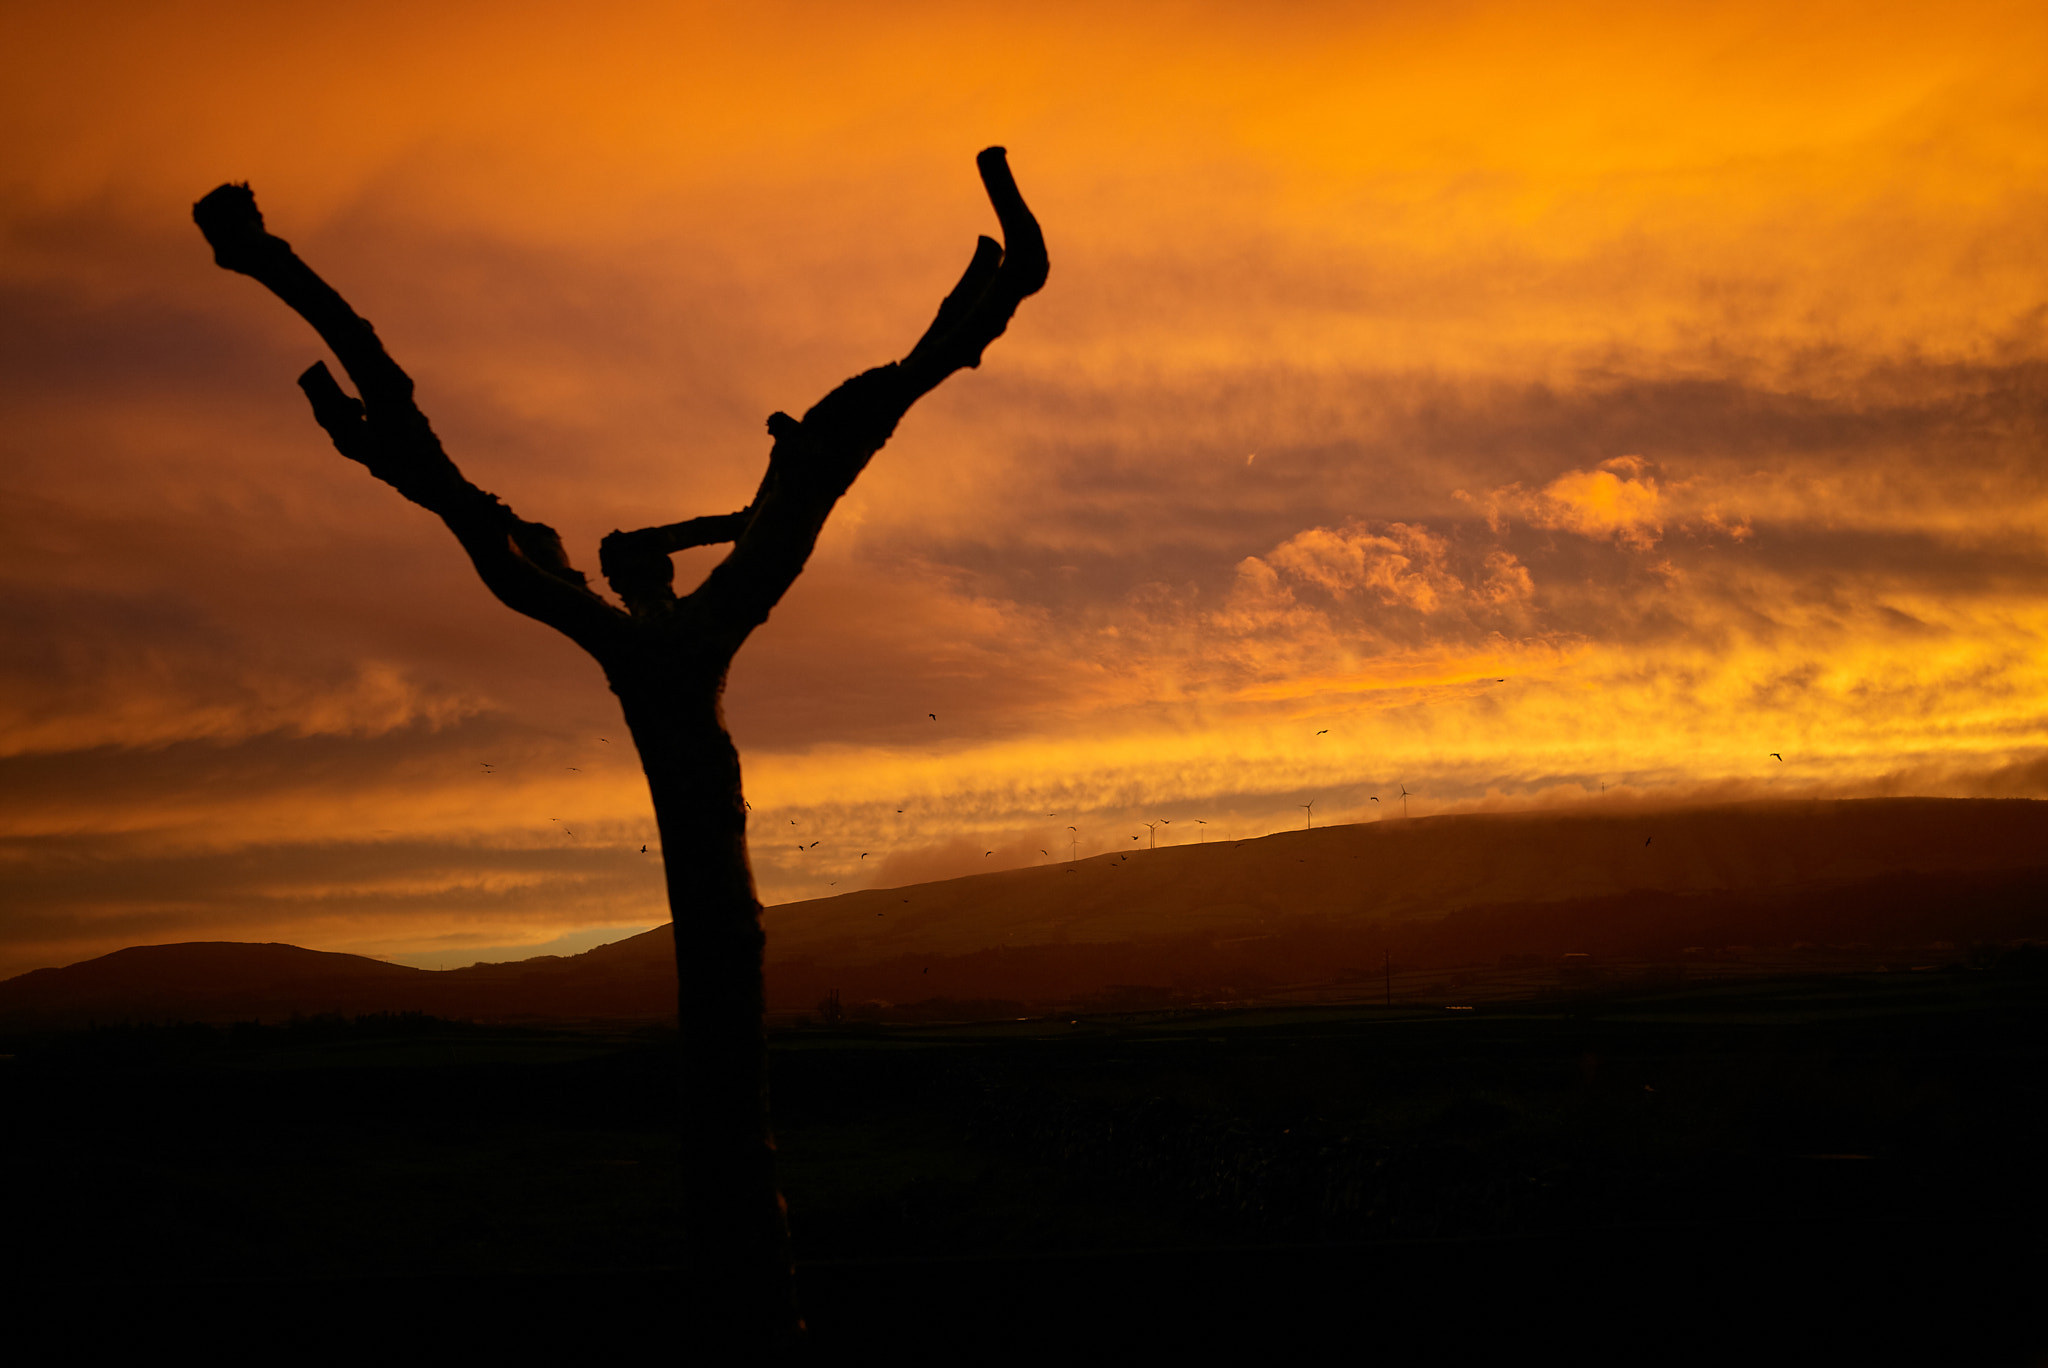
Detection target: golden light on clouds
<box><xmin>3</xmin><ymin>0</ymin><xmax>2045</xmax><ymax>975</ymax></box>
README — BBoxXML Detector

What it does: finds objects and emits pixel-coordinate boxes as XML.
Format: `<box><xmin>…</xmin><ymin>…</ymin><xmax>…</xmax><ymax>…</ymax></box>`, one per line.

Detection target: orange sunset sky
<box><xmin>3</xmin><ymin>0</ymin><xmax>2045</xmax><ymax>977</ymax></box>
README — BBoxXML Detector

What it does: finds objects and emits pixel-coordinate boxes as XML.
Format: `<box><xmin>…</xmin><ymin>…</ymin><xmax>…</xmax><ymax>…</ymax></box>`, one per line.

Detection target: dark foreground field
<box><xmin>5</xmin><ymin>960</ymin><xmax>2045</xmax><ymax>1363</ymax></box>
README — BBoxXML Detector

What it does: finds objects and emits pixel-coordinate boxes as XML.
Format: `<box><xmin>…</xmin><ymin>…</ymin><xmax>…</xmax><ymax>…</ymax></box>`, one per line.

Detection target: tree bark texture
<box><xmin>193</xmin><ymin>150</ymin><xmax>1047</xmax><ymax>1355</ymax></box>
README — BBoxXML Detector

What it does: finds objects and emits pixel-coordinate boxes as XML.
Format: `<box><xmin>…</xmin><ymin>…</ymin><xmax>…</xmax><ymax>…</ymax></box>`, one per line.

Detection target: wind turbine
<box><xmin>1301</xmin><ymin>800</ymin><xmax>1315</xmax><ymax>830</ymax></box>
<box><xmin>1399</xmin><ymin>784</ymin><xmax>1412</xmax><ymax>819</ymax></box>
<box><xmin>1143</xmin><ymin>821</ymin><xmax>1158</xmax><ymax>849</ymax></box>
<box><xmin>1196</xmin><ymin>819</ymin><xmax>1207</xmax><ymax>843</ymax></box>
<box><xmin>1067</xmin><ymin>825</ymin><xmax>1078</xmax><ymax>861</ymax></box>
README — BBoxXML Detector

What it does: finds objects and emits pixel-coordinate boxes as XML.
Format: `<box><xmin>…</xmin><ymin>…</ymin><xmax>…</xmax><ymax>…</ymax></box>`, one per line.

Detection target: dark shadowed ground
<box><xmin>4</xmin><ymin>953</ymin><xmax>2045</xmax><ymax>1362</ymax></box>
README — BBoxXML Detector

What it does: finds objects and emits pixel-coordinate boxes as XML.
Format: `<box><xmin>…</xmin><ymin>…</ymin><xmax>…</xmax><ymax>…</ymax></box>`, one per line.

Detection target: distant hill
<box><xmin>0</xmin><ymin>943</ymin><xmax>428</xmax><ymax>1029</ymax></box>
<box><xmin>0</xmin><ymin>936</ymin><xmax>677</xmax><ymax>1031</ymax></box>
<box><xmin>759</xmin><ymin>796</ymin><xmax>2048</xmax><ymax>967</ymax></box>
<box><xmin>6</xmin><ymin>798</ymin><xmax>2047</xmax><ymax>1027</ymax></box>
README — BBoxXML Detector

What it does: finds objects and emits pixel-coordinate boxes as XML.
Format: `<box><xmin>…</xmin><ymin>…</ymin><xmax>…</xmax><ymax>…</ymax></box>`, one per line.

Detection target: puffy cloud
<box><xmin>1470</xmin><ymin>456</ymin><xmax>1666</xmax><ymax>550</ymax></box>
<box><xmin>1478</xmin><ymin>550</ymin><xmax>1534</xmax><ymax>604</ymax></box>
<box><xmin>1536</xmin><ymin>458</ymin><xmax>1665</xmax><ymax>549</ymax></box>
<box><xmin>1263</xmin><ymin>521</ymin><xmax>1461</xmax><ymax>611</ymax></box>
<box><xmin>1210</xmin><ymin>522</ymin><xmax>1540</xmax><ymax>681</ymax></box>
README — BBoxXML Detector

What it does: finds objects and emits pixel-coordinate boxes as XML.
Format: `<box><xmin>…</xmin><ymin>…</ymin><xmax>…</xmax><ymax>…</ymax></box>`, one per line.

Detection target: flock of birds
<box><xmin>469</xmin><ymin>710</ymin><xmax>1792</xmax><ymax>882</ymax></box>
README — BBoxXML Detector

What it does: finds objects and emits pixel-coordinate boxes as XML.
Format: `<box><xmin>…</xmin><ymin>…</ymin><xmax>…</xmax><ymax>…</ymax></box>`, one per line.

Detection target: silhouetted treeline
<box><xmin>1970</xmin><ymin>940</ymin><xmax>2048</xmax><ymax>975</ymax></box>
<box><xmin>957</xmin><ymin>1068</ymin><xmax>1558</xmax><ymax>1240</ymax></box>
<box><xmin>3</xmin><ymin>1010</ymin><xmax>475</xmax><ymax>1065</ymax></box>
<box><xmin>826</xmin><ymin>996</ymin><xmax>1032</xmax><ymax>1024</ymax></box>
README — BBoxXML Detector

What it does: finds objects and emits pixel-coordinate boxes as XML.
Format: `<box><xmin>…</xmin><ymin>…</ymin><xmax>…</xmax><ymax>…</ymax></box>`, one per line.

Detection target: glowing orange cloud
<box><xmin>2</xmin><ymin>0</ymin><xmax>2045</xmax><ymax>976</ymax></box>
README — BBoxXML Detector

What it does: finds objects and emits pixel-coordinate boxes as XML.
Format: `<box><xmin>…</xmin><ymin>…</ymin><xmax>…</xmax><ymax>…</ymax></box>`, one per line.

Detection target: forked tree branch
<box><xmin>197</xmin><ymin>147</ymin><xmax>1045</xmax><ymax>663</ymax></box>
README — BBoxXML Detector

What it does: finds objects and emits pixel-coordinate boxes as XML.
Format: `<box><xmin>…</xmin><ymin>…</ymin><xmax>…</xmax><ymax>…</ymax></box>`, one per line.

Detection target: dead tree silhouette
<box><xmin>192</xmin><ymin>149</ymin><xmax>1046</xmax><ymax>1354</ymax></box>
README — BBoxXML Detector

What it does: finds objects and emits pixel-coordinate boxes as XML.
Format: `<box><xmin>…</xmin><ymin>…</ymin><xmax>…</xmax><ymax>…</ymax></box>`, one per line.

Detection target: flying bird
<box><xmin>809</xmin><ymin>841</ymin><xmax>820</xmax><ymax>848</ymax></box>
<box><xmin>986</xmin><ymin>851</ymin><xmax>993</xmax><ymax>857</ymax></box>
<box><xmin>640</xmin><ymin>845</ymin><xmax>647</xmax><ymax>853</ymax></box>
<box><xmin>1316</xmin><ymin>729</ymin><xmax>1328</xmax><ymax>736</ymax></box>
<box><xmin>861</xmin><ymin>852</ymin><xmax>869</xmax><ymax>859</ymax></box>
<box><xmin>1040</xmin><ymin>850</ymin><xmax>1048</xmax><ymax>855</ymax></box>
<box><xmin>598</xmin><ymin>737</ymin><xmax>609</xmax><ymax>743</ymax></box>
<box><xmin>1370</xmin><ymin>797</ymin><xmax>1379</xmax><ymax>803</ymax></box>
<box><xmin>929</xmin><ymin>713</ymin><xmax>937</xmax><ymax>720</ymax></box>
<box><xmin>1645</xmin><ymin>836</ymin><xmax>1653</xmax><ymax>846</ymax></box>
<box><xmin>1770</xmin><ymin>753</ymin><xmax>1783</xmax><ymax>761</ymax></box>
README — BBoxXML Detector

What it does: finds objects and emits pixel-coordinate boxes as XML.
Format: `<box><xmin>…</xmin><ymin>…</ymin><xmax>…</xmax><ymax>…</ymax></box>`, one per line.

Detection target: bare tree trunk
<box><xmin>616</xmin><ymin>671</ymin><xmax>798</xmax><ymax>1346</ymax></box>
<box><xmin>193</xmin><ymin>150</ymin><xmax>1048</xmax><ymax>1355</ymax></box>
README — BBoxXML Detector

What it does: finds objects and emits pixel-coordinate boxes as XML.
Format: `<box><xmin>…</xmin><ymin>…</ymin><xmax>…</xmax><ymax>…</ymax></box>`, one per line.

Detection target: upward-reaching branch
<box><xmin>902</xmin><ymin>146</ymin><xmax>1050</xmax><ymax>383</ymax></box>
<box><xmin>683</xmin><ymin>146</ymin><xmax>1049</xmax><ymax>648</ymax></box>
<box><xmin>192</xmin><ymin>184</ymin><xmax>623</xmax><ymax>654</ymax></box>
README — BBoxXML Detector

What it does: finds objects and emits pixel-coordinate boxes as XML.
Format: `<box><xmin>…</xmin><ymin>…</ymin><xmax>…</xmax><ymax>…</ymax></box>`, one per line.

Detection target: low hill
<box><xmin>0</xmin><ymin>937</ymin><xmax>682</xmax><ymax>1031</ymax></box>
<box><xmin>758</xmin><ymin>796</ymin><xmax>2048</xmax><ymax>969</ymax></box>
<box><xmin>5</xmin><ymin>797</ymin><xmax>2045</xmax><ymax>1027</ymax></box>
<box><xmin>0</xmin><ymin>942</ymin><xmax>429</xmax><ymax>1028</ymax></box>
